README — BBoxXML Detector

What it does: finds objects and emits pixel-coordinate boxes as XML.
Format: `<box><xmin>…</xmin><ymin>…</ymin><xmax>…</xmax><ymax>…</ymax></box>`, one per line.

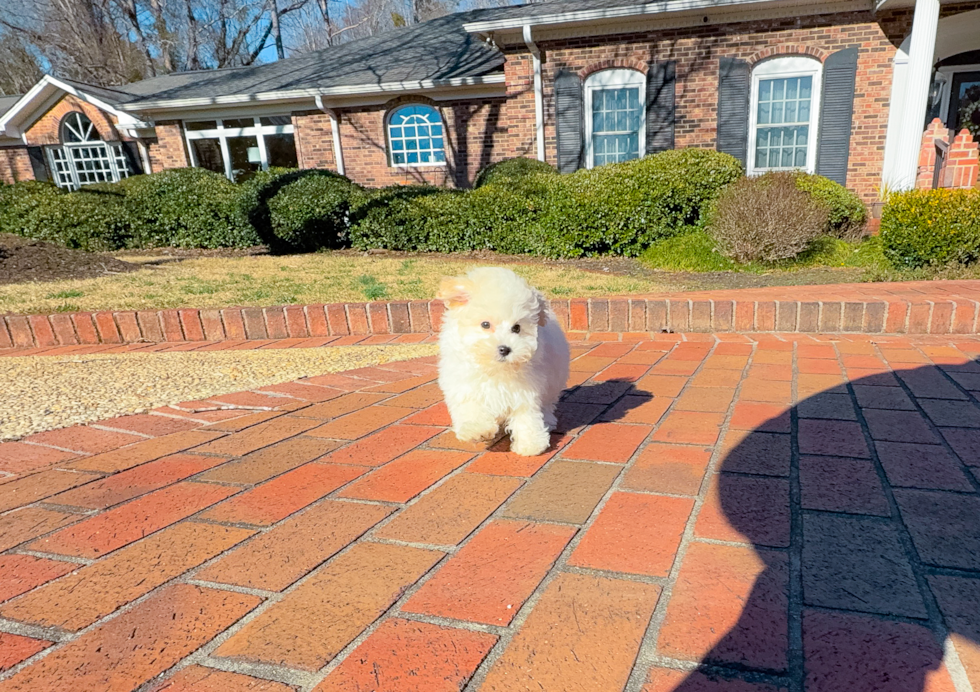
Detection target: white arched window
<box><xmin>748</xmin><ymin>56</ymin><xmax>822</xmax><ymax>175</ymax></box>
<box><xmin>387</xmin><ymin>104</ymin><xmax>446</xmax><ymax>166</ymax></box>
<box><xmin>47</xmin><ymin>112</ymin><xmax>131</xmax><ymax>189</ymax></box>
<box><xmin>585</xmin><ymin>69</ymin><xmax>646</xmax><ymax>168</ymax></box>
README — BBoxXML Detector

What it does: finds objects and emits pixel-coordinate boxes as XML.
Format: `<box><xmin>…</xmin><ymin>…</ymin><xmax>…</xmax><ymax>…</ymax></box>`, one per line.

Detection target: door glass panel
<box><xmin>190</xmin><ymin>138</ymin><xmax>224</xmax><ymax>174</ymax></box>
<box><xmin>266</xmin><ymin>133</ymin><xmax>298</xmax><ymax>168</ymax></box>
<box><xmin>227</xmin><ymin>135</ymin><xmax>261</xmax><ymax>182</ymax></box>
<box><xmin>951</xmin><ymin>71</ymin><xmax>980</xmax><ymax>139</ymax></box>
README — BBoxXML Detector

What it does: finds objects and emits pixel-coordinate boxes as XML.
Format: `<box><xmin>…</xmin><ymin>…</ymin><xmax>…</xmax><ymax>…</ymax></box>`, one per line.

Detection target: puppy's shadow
<box><xmin>555</xmin><ymin>379</ymin><xmax>654</xmax><ymax>432</ymax></box>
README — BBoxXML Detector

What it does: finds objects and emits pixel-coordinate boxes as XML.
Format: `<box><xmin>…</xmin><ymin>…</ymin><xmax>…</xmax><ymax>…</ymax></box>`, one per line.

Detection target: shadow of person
<box><xmin>662</xmin><ymin>364</ymin><xmax>980</xmax><ymax>692</ymax></box>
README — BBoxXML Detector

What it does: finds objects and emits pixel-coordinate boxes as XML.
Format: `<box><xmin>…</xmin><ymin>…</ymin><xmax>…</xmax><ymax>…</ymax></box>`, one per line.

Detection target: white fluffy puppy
<box><xmin>437</xmin><ymin>267</ymin><xmax>570</xmax><ymax>457</ymax></box>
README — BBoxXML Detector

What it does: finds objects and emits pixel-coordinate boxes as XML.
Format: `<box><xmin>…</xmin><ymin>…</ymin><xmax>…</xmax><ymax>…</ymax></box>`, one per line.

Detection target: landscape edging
<box><xmin>1</xmin><ymin>296</ymin><xmax>977</xmax><ymax>349</ymax></box>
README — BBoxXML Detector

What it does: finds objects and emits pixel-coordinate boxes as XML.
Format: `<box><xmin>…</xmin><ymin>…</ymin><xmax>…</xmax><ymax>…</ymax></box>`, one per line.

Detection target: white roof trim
<box><xmin>0</xmin><ymin>75</ymin><xmax>152</xmax><ymax>137</ymax></box>
<box><xmin>119</xmin><ymin>74</ymin><xmax>506</xmax><ymax>111</ymax></box>
<box><xmin>463</xmin><ymin>0</ymin><xmax>846</xmax><ymax>32</ymax></box>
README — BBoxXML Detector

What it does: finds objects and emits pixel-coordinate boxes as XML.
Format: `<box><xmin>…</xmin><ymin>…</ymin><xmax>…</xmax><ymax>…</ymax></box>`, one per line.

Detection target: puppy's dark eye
<box><xmin>480</xmin><ymin>321</ymin><xmax>491</xmax><ymax>330</ymax></box>
<box><xmin>511</xmin><ymin>324</ymin><xmax>521</xmax><ymax>334</ymax></box>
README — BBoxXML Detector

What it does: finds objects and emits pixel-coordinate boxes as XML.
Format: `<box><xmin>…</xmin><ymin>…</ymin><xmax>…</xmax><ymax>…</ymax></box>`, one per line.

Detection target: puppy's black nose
<box><xmin>498</xmin><ymin>345</ymin><xmax>512</xmax><ymax>357</ymax></box>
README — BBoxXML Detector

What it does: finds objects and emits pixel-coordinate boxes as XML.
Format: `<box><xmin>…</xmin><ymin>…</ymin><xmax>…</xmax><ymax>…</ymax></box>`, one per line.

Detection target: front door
<box><xmin>949</xmin><ymin>70</ymin><xmax>980</xmax><ymax>138</ymax></box>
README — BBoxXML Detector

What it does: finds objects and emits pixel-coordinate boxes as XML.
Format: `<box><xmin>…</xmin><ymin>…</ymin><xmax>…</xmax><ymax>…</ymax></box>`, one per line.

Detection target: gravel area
<box><xmin>0</xmin><ymin>344</ymin><xmax>437</xmax><ymax>440</ymax></box>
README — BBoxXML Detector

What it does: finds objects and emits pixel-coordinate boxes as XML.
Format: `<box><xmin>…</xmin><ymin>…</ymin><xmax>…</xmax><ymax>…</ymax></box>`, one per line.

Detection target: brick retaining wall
<box><xmin>4</xmin><ymin>283</ymin><xmax>980</xmax><ymax>348</ymax></box>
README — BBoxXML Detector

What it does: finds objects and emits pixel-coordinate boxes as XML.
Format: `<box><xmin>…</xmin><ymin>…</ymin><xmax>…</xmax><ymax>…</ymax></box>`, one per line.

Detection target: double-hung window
<box><xmin>585</xmin><ymin>69</ymin><xmax>646</xmax><ymax>168</ymax></box>
<box><xmin>47</xmin><ymin>112</ymin><xmax>132</xmax><ymax>190</ymax></box>
<box><xmin>183</xmin><ymin>116</ymin><xmax>298</xmax><ymax>182</ymax></box>
<box><xmin>748</xmin><ymin>57</ymin><xmax>822</xmax><ymax>175</ymax></box>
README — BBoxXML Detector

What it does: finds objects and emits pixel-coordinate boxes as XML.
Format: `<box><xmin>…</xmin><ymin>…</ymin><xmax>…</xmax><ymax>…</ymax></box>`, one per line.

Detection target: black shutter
<box><xmin>716</xmin><ymin>58</ymin><xmax>750</xmax><ymax>167</ymax></box>
<box><xmin>816</xmin><ymin>46</ymin><xmax>858</xmax><ymax>186</ymax></box>
<box><xmin>555</xmin><ymin>69</ymin><xmax>583</xmax><ymax>173</ymax></box>
<box><xmin>26</xmin><ymin>146</ymin><xmax>49</xmax><ymax>182</ymax></box>
<box><xmin>646</xmin><ymin>60</ymin><xmax>676</xmax><ymax>154</ymax></box>
<box><xmin>120</xmin><ymin>141</ymin><xmax>144</xmax><ymax>175</ymax></box>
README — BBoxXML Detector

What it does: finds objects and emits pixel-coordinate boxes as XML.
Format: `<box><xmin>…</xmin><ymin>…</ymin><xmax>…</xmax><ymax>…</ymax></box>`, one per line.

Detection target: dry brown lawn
<box><xmin>0</xmin><ymin>252</ymin><xmax>667</xmax><ymax>315</ymax></box>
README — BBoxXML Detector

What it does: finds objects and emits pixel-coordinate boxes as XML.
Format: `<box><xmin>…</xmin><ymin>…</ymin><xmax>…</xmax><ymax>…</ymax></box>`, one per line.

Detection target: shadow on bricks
<box><xmin>667</xmin><ymin>365</ymin><xmax>980</xmax><ymax>692</ymax></box>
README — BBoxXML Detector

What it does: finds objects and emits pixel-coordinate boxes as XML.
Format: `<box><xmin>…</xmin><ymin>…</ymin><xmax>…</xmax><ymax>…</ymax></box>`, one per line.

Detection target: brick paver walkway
<box><xmin>1</xmin><ymin>332</ymin><xmax>979</xmax><ymax>691</ymax></box>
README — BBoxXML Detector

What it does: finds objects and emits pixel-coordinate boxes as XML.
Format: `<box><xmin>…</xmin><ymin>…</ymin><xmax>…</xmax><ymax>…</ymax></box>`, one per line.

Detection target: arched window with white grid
<box><xmin>386</xmin><ymin>104</ymin><xmax>446</xmax><ymax>167</ymax></box>
<box><xmin>47</xmin><ymin>112</ymin><xmax>132</xmax><ymax>190</ymax></box>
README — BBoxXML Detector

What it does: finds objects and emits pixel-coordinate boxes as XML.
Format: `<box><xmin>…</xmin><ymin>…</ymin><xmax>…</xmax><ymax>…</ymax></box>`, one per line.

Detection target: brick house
<box><xmin>1</xmin><ymin>0</ymin><xmax>979</xmax><ymax>201</ymax></box>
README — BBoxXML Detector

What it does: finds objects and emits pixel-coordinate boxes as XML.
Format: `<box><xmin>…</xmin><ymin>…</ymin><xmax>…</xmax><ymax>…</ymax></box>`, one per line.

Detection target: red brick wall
<box><xmin>293</xmin><ymin>110</ymin><xmax>337</xmax><ymax>170</ymax></box>
<box><xmin>0</xmin><ymin>147</ymin><xmax>33</xmax><ymax>183</ymax></box>
<box><xmin>145</xmin><ymin>120</ymin><xmax>189</xmax><ymax>171</ymax></box>
<box><xmin>516</xmin><ymin>10</ymin><xmax>906</xmax><ymax>202</ymax></box>
<box><xmin>332</xmin><ymin>95</ymin><xmax>508</xmax><ymax>187</ymax></box>
<box><xmin>23</xmin><ymin>95</ymin><xmax>129</xmax><ymax>147</ymax></box>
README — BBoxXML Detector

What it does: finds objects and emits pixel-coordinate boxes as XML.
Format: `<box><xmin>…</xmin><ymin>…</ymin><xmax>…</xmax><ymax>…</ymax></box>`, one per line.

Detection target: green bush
<box><xmin>474</xmin><ymin>157</ymin><xmax>557</xmax><ymax>188</ymax></box>
<box><xmin>793</xmin><ymin>172</ymin><xmax>867</xmax><ymax>238</ymax></box>
<box><xmin>264</xmin><ymin>171</ymin><xmax>362</xmax><ymax>251</ymax></box>
<box><xmin>17</xmin><ymin>187</ymin><xmax>132</xmax><ymax>251</ymax></box>
<box><xmin>350</xmin><ymin>149</ymin><xmax>742</xmax><ymax>258</ymax></box>
<box><xmin>880</xmin><ymin>188</ymin><xmax>980</xmax><ymax>268</ymax></box>
<box><xmin>0</xmin><ymin>181</ymin><xmax>65</xmax><ymax>236</ymax></box>
<box><xmin>119</xmin><ymin>168</ymin><xmax>259</xmax><ymax>248</ymax></box>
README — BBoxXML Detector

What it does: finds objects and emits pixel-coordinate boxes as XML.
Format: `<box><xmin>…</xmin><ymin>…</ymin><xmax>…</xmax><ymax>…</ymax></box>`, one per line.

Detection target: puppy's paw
<box><xmin>454</xmin><ymin>420</ymin><xmax>500</xmax><ymax>445</ymax></box>
<box><xmin>510</xmin><ymin>429</ymin><xmax>550</xmax><ymax>457</ymax></box>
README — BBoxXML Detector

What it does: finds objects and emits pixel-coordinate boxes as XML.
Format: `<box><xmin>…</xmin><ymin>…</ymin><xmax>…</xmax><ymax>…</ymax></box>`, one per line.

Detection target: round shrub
<box><xmin>793</xmin><ymin>172</ymin><xmax>867</xmax><ymax>238</ymax></box>
<box><xmin>17</xmin><ymin>187</ymin><xmax>132</xmax><ymax>251</ymax></box>
<box><xmin>474</xmin><ymin>157</ymin><xmax>557</xmax><ymax>188</ymax></box>
<box><xmin>0</xmin><ymin>181</ymin><xmax>65</xmax><ymax>237</ymax></box>
<box><xmin>534</xmin><ymin>148</ymin><xmax>744</xmax><ymax>257</ymax></box>
<box><xmin>265</xmin><ymin>172</ymin><xmax>362</xmax><ymax>251</ymax></box>
<box><xmin>708</xmin><ymin>172</ymin><xmax>829</xmax><ymax>263</ymax></box>
<box><xmin>348</xmin><ymin>186</ymin><xmax>449</xmax><ymax>251</ymax></box>
<box><xmin>880</xmin><ymin>188</ymin><xmax>980</xmax><ymax>269</ymax></box>
<box><xmin>118</xmin><ymin>168</ymin><xmax>259</xmax><ymax>248</ymax></box>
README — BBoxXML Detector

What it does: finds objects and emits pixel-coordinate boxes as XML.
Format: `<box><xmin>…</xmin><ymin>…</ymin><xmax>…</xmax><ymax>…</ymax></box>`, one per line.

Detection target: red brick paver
<box><xmin>1</xmin><ymin>332</ymin><xmax>979</xmax><ymax>691</ymax></box>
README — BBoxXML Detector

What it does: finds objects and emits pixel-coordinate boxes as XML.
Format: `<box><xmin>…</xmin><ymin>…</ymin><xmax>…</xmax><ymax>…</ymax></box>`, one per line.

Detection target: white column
<box><xmin>894</xmin><ymin>0</ymin><xmax>940</xmax><ymax>189</ymax></box>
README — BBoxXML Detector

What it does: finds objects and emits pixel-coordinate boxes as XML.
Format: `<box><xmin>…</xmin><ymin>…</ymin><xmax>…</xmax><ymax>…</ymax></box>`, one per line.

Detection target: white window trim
<box><xmin>385</xmin><ymin>104</ymin><xmax>448</xmax><ymax>168</ymax></box>
<box><xmin>747</xmin><ymin>56</ymin><xmax>822</xmax><ymax>176</ymax></box>
<box><xmin>936</xmin><ymin>63</ymin><xmax>980</xmax><ymax>129</ymax></box>
<box><xmin>183</xmin><ymin>116</ymin><xmax>295</xmax><ymax>180</ymax></box>
<box><xmin>584</xmin><ymin>68</ymin><xmax>646</xmax><ymax>169</ymax></box>
<box><xmin>46</xmin><ymin>113</ymin><xmax>132</xmax><ymax>190</ymax></box>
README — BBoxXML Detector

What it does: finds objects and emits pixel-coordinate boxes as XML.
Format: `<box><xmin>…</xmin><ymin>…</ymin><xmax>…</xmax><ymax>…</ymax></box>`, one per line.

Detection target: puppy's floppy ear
<box><xmin>535</xmin><ymin>290</ymin><xmax>549</xmax><ymax>327</ymax></box>
<box><xmin>437</xmin><ymin>275</ymin><xmax>472</xmax><ymax>308</ymax></box>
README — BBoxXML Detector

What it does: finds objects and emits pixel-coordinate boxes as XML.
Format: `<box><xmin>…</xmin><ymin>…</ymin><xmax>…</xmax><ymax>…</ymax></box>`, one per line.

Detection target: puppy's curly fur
<box><xmin>436</xmin><ymin>267</ymin><xmax>570</xmax><ymax>457</ymax></box>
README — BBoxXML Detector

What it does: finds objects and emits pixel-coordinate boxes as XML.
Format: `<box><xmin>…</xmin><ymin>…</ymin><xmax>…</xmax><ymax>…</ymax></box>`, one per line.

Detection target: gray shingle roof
<box><xmin>0</xmin><ymin>95</ymin><xmax>22</xmax><ymax>119</ymax></box>
<box><xmin>112</xmin><ymin>9</ymin><xmax>506</xmax><ymax>107</ymax></box>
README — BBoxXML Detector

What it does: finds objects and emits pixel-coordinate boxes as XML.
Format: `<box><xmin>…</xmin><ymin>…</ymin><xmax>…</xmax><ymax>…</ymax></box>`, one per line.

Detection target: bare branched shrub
<box><xmin>708</xmin><ymin>172</ymin><xmax>829</xmax><ymax>263</ymax></box>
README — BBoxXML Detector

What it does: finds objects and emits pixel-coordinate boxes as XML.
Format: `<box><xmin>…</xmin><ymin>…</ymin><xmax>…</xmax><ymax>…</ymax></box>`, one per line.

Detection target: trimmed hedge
<box><xmin>0</xmin><ymin>181</ymin><xmax>65</xmax><ymax>237</ymax></box>
<box><xmin>350</xmin><ymin>149</ymin><xmax>743</xmax><ymax>257</ymax></box>
<box><xmin>880</xmin><ymin>188</ymin><xmax>980</xmax><ymax>268</ymax></box>
<box><xmin>118</xmin><ymin>168</ymin><xmax>259</xmax><ymax>248</ymax></box>
<box><xmin>15</xmin><ymin>187</ymin><xmax>132</xmax><ymax>251</ymax></box>
<box><xmin>793</xmin><ymin>172</ymin><xmax>867</xmax><ymax>239</ymax></box>
<box><xmin>265</xmin><ymin>172</ymin><xmax>362</xmax><ymax>251</ymax></box>
<box><xmin>474</xmin><ymin>157</ymin><xmax>557</xmax><ymax>188</ymax></box>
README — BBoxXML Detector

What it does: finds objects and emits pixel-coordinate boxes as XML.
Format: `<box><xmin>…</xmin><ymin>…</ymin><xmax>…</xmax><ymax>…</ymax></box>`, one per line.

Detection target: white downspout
<box><xmin>522</xmin><ymin>25</ymin><xmax>546</xmax><ymax>163</ymax></box>
<box><xmin>894</xmin><ymin>0</ymin><xmax>940</xmax><ymax>190</ymax></box>
<box><xmin>316</xmin><ymin>95</ymin><xmax>345</xmax><ymax>176</ymax></box>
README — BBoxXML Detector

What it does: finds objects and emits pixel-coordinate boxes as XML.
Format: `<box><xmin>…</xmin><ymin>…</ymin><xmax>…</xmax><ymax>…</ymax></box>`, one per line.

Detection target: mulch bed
<box><xmin>0</xmin><ymin>234</ymin><xmax>140</xmax><ymax>285</ymax></box>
